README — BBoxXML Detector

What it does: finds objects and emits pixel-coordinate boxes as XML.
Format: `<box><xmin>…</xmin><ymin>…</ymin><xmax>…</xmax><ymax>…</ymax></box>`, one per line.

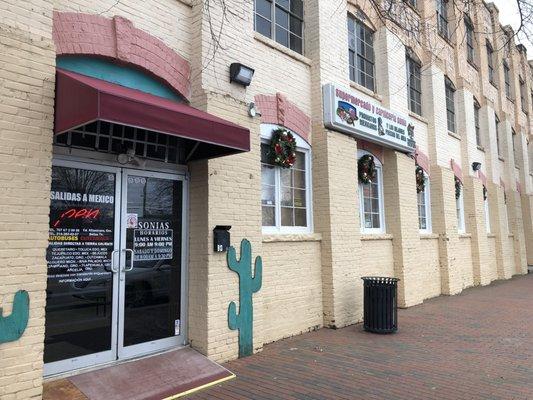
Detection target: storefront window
<box><xmin>358</xmin><ymin>150</ymin><xmax>385</xmax><ymax>234</ymax></box>
<box><xmin>261</xmin><ymin>126</ymin><xmax>312</xmax><ymax>233</ymax></box>
<box><xmin>418</xmin><ymin>174</ymin><xmax>431</xmax><ymax>233</ymax></box>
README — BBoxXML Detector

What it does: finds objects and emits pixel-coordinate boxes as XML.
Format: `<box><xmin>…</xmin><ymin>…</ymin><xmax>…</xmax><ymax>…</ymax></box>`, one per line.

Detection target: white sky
<box><xmin>489</xmin><ymin>0</ymin><xmax>532</xmax><ymax>55</ymax></box>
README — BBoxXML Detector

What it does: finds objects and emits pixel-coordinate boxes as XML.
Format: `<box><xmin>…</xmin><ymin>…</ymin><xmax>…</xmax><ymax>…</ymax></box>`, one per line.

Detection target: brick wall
<box><xmin>0</xmin><ymin>0</ymin><xmax>55</xmax><ymax>398</ymax></box>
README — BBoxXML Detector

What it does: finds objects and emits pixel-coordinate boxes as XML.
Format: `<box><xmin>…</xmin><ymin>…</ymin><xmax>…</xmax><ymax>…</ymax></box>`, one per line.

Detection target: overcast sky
<box><xmin>489</xmin><ymin>0</ymin><xmax>532</xmax><ymax>55</ymax></box>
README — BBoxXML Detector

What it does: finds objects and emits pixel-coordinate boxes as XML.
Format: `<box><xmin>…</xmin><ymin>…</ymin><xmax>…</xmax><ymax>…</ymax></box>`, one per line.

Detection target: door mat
<box><xmin>67</xmin><ymin>348</ymin><xmax>235</xmax><ymax>400</ymax></box>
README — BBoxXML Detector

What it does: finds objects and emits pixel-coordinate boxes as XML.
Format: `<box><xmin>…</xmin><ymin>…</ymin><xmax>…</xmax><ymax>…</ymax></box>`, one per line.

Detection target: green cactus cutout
<box><xmin>0</xmin><ymin>290</ymin><xmax>30</xmax><ymax>343</ymax></box>
<box><xmin>227</xmin><ymin>239</ymin><xmax>262</xmax><ymax>358</ymax></box>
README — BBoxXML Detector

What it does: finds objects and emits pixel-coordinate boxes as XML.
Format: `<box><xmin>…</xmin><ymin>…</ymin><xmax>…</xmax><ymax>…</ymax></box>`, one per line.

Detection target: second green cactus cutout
<box><xmin>0</xmin><ymin>290</ymin><xmax>30</xmax><ymax>344</ymax></box>
<box><xmin>227</xmin><ymin>239</ymin><xmax>262</xmax><ymax>358</ymax></box>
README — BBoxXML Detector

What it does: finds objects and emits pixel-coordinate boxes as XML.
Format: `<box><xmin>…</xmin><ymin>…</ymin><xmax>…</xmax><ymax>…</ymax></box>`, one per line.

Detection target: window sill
<box><xmin>507</xmin><ymin>96</ymin><xmax>515</xmax><ymax>104</ymax></box>
<box><xmin>467</xmin><ymin>60</ymin><xmax>479</xmax><ymax>71</ymax></box>
<box><xmin>408</xmin><ymin>111</ymin><xmax>428</xmax><ymax>125</ymax></box>
<box><xmin>438</xmin><ymin>32</ymin><xmax>454</xmax><ymax>47</ymax></box>
<box><xmin>508</xmin><ymin>233</ymin><xmax>514</xmax><ymax>238</ymax></box>
<box><xmin>420</xmin><ymin>233</ymin><xmax>438</xmax><ymax>239</ymax></box>
<box><xmin>349</xmin><ymin>81</ymin><xmax>382</xmax><ymax>102</ymax></box>
<box><xmin>489</xmin><ymin>81</ymin><xmax>498</xmax><ymax>89</ymax></box>
<box><xmin>459</xmin><ymin>233</ymin><xmax>472</xmax><ymax>239</ymax></box>
<box><xmin>448</xmin><ymin>131</ymin><xmax>461</xmax><ymax>140</ymax></box>
<box><xmin>476</xmin><ymin>145</ymin><xmax>485</xmax><ymax>152</ymax></box>
<box><xmin>498</xmin><ymin>156</ymin><xmax>505</xmax><ymax>162</ymax></box>
<box><xmin>487</xmin><ymin>233</ymin><xmax>496</xmax><ymax>238</ymax></box>
<box><xmin>360</xmin><ymin>233</ymin><xmax>393</xmax><ymax>241</ymax></box>
<box><xmin>515</xmin><ymin>165</ymin><xmax>520</xmax><ymax>170</ymax></box>
<box><xmin>254</xmin><ymin>33</ymin><xmax>312</xmax><ymax>66</ymax></box>
<box><xmin>262</xmin><ymin>233</ymin><xmax>322</xmax><ymax>243</ymax></box>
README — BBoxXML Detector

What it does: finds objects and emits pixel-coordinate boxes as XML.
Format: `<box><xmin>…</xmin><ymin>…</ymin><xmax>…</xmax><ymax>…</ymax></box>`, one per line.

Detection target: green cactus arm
<box><xmin>227</xmin><ymin>246</ymin><xmax>239</xmax><ymax>273</ymax></box>
<box><xmin>228</xmin><ymin>301</ymin><xmax>239</xmax><ymax>331</ymax></box>
<box><xmin>251</xmin><ymin>256</ymin><xmax>262</xmax><ymax>293</ymax></box>
<box><xmin>0</xmin><ymin>290</ymin><xmax>30</xmax><ymax>344</ymax></box>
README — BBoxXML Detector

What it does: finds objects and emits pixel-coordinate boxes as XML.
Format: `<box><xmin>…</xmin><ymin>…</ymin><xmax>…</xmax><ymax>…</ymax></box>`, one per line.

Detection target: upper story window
<box><xmin>406</xmin><ymin>53</ymin><xmax>422</xmax><ymax>115</ymax></box>
<box><xmin>348</xmin><ymin>14</ymin><xmax>375</xmax><ymax>91</ymax></box>
<box><xmin>464</xmin><ymin>15</ymin><xmax>475</xmax><ymax>64</ymax></box>
<box><xmin>512</xmin><ymin>129</ymin><xmax>517</xmax><ymax>163</ymax></box>
<box><xmin>495</xmin><ymin>114</ymin><xmax>502</xmax><ymax>157</ymax></box>
<box><xmin>254</xmin><ymin>0</ymin><xmax>304</xmax><ymax>54</ymax></box>
<box><xmin>261</xmin><ymin>125</ymin><xmax>312</xmax><ymax>233</ymax></box>
<box><xmin>474</xmin><ymin>98</ymin><xmax>481</xmax><ymax>147</ymax></box>
<box><xmin>486</xmin><ymin>42</ymin><xmax>495</xmax><ymax>84</ymax></box>
<box><xmin>358</xmin><ymin>151</ymin><xmax>385</xmax><ymax>234</ymax></box>
<box><xmin>519</xmin><ymin>77</ymin><xmax>527</xmax><ymax>113</ymax></box>
<box><xmin>436</xmin><ymin>0</ymin><xmax>449</xmax><ymax>40</ymax></box>
<box><xmin>445</xmin><ymin>77</ymin><xmax>456</xmax><ymax>133</ymax></box>
<box><xmin>417</xmin><ymin>172</ymin><xmax>431</xmax><ymax>233</ymax></box>
<box><xmin>406</xmin><ymin>0</ymin><xmax>417</xmax><ymax>7</ymax></box>
<box><xmin>503</xmin><ymin>61</ymin><xmax>512</xmax><ymax>99</ymax></box>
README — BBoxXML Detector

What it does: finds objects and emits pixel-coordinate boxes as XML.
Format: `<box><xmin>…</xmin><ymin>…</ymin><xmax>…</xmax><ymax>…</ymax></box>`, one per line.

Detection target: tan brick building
<box><xmin>0</xmin><ymin>0</ymin><xmax>532</xmax><ymax>398</ymax></box>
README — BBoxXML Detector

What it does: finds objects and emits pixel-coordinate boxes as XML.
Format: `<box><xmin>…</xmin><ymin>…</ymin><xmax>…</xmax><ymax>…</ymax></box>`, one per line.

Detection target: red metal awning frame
<box><xmin>54</xmin><ymin>69</ymin><xmax>250</xmax><ymax>160</ymax></box>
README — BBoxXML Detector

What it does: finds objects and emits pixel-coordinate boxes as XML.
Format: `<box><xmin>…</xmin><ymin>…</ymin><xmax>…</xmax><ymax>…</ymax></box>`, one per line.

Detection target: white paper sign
<box><xmin>126</xmin><ymin>213</ymin><xmax>138</xmax><ymax>229</ymax></box>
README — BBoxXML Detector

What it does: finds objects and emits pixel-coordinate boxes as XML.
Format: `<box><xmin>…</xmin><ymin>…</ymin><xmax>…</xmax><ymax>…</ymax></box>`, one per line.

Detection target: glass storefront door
<box><xmin>44</xmin><ymin>161</ymin><xmax>187</xmax><ymax>376</ymax></box>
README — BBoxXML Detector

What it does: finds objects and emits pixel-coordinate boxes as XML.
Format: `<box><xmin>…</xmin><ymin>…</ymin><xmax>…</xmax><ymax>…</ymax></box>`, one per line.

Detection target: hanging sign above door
<box><xmin>323</xmin><ymin>83</ymin><xmax>416</xmax><ymax>153</ymax></box>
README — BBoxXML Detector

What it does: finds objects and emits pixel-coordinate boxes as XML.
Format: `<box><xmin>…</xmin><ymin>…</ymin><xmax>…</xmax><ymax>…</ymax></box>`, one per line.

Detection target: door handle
<box><xmin>122</xmin><ymin>249</ymin><xmax>134</xmax><ymax>272</ymax></box>
<box><xmin>110</xmin><ymin>250</ymin><xmax>119</xmax><ymax>273</ymax></box>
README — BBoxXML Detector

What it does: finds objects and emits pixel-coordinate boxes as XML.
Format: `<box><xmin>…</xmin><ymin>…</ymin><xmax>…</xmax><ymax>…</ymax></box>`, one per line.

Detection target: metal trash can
<box><xmin>361</xmin><ymin>277</ymin><xmax>399</xmax><ymax>333</ymax></box>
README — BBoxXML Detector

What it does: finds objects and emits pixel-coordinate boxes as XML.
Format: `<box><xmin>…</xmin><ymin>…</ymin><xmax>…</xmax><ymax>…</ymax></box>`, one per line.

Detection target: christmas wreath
<box><xmin>358</xmin><ymin>154</ymin><xmax>377</xmax><ymax>184</ymax></box>
<box><xmin>415</xmin><ymin>165</ymin><xmax>425</xmax><ymax>193</ymax></box>
<box><xmin>269</xmin><ymin>128</ymin><xmax>296</xmax><ymax>168</ymax></box>
<box><xmin>483</xmin><ymin>185</ymin><xmax>487</xmax><ymax>201</ymax></box>
<box><xmin>454</xmin><ymin>176</ymin><xmax>462</xmax><ymax>199</ymax></box>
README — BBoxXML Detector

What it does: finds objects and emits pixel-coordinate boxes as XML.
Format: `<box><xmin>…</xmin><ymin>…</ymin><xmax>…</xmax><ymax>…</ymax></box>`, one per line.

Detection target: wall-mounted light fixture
<box><xmin>230</xmin><ymin>63</ymin><xmax>254</xmax><ymax>86</ymax></box>
<box><xmin>472</xmin><ymin>162</ymin><xmax>482</xmax><ymax>171</ymax></box>
<box><xmin>248</xmin><ymin>102</ymin><xmax>262</xmax><ymax>118</ymax></box>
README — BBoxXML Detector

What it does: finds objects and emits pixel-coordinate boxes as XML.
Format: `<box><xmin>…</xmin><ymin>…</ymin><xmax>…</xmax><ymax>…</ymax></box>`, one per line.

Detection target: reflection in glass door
<box><xmin>44</xmin><ymin>163</ymin><xmax>120</xmax><ymax>375</ymax></box>
<box><xmin>44</xmin><ymin>162</ymin><xmax>187</xmax><ymax>376</ymax></box>
<box><xmin>118</xmin><ymin>171</ymin><xmax>184</xmax><ymax>358</ymax></box>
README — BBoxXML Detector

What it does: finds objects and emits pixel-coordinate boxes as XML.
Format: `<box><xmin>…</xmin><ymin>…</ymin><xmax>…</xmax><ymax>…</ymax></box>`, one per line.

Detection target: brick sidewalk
<box><xmin>189</xmin><ymin>275</ymin><xmax>533</xmax><ymax>400</ymax></box>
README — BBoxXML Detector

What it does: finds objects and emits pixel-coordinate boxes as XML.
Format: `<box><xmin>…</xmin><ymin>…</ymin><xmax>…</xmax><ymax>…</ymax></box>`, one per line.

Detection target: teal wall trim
<box><xmin>0</xmin><ymin>290</ymin><xmax>30</xmax><ymax>344</ymax></box>
<box><xmin>57</xmin><ymin>56</ymin><xmax>183</xmax><ymax>101</ymax></box>
<box><xmin>227</xmin><ymin>239</ymin><xmax>262</xmax><ymax>358</ymax></box>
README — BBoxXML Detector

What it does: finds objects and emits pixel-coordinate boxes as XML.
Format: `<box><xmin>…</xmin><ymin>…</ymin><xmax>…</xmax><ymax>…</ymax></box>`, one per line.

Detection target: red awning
<box><xmin>54</xmin><ymin>69</ymin><xmax>250</xmax><ymax>160</ymax></box>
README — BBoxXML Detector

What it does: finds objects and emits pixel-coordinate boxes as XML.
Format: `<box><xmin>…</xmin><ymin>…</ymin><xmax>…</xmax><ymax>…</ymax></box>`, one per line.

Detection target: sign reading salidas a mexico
<box><xmin>323</xmin><ymin>83</ymin><xmax>416</xmax><ymax>153</ymax></box>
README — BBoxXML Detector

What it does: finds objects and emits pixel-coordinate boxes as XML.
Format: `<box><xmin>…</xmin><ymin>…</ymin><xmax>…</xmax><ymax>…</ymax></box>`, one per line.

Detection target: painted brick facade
<box><xmin>0</xmin><ymin>0</ymin><xmax>532</xmax><ymax>398</ymax></box>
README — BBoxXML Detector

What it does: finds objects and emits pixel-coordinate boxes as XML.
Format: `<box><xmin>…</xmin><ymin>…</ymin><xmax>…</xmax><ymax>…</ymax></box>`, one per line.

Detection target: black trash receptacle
<box><xmin>361</xmin><ymin>277</ymin><xmax>399</xmax><ymax>333</ymax></box>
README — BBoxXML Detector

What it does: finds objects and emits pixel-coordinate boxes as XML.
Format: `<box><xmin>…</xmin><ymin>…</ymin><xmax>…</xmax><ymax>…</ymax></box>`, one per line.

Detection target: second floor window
<box><xmin>474</xmin><ymin>99</ymin><xmax>481</xmax><ymax>146</ymax></box>
<box><xmin>445</xmin><ymin>77</ymin><xmax>456</xmax><ymax>133</ymax></box>
<box><xmin>254</xmin><ymin>0</ymin><xmax>304</xmax><ymax>54</ymax></box>
<box><xmin>406</xmin><ymin>54</ymin><xmax>422</xmax><ymax>115</ymax></box>
<box><xmin>348</xmin><ymin>14</ymin><xmax>375</xmax><ymax>91</ymax></box>
<box><xmin>503</xmin><ymin>62</ymin><xmax>512</xmax><ymax>99</ymax></box>
<box><xmin>436</xmin><ymin>0</ymin><xmax>449</xmax><ymax>39</ymax></box>
<box><xmin>495</xmin><ymin>115</ymin><xmax>501</xmax><ymax>157</ymax></box>
<box><xmin>512</xmin><ymin>129</ymin><xmax>517</xmax><ymax>163</ymax></box>
<box><xmin>465</xmin><ymin>16</ymin><xmax>475</xmax><ymax>64</ymax></box>
<box><xmin>520</xmin><ymin>78</ymin><xmax>527</xmax><ymax>113</ymax></box>
<box><xmin>486</xmin><ymin>42</ymin><xmax>495</xmax><ymax>84</ymax></box>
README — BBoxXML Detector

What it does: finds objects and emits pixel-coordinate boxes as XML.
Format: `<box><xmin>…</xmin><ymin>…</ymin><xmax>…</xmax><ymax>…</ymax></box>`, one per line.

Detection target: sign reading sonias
<box><xmin>133</xmin><ymin>222</ymin><xmax>173</xmax><ymax>261</ymax></box>
<box><xmin>323</xmin><ymin>83</ymin><xmax>416</xmax><ymax>153</ymax></box>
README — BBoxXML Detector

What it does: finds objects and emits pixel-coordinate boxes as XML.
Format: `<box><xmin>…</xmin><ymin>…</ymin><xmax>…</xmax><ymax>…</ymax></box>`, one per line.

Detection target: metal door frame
<box><xmin>117</xmin><ymin>168</ymin><xmax>188</xmax><ymax>360</ymax></box>
<box><xmin>44</xmin><ymin>159</ymin><xmax>122</xmax><ymax>376</ymax></box>
<box><xmin>44</xmin><ymin>156</ymin><xmax>189</xmax><ymax>376</ymax></box>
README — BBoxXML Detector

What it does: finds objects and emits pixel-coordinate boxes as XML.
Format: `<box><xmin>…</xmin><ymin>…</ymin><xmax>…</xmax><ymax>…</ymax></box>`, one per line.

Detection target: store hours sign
<box><xmin>323</xmin><ymin>83</ymin><xmax>416</xmax><ymax>153</ymax></box>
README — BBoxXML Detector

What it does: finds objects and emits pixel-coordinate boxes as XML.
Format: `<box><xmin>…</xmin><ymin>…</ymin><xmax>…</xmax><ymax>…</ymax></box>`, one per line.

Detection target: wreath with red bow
<box><xmin>270</xmin><ymin>128</ymin><xmax>296</xmax><ymax>168</ymax></box>
<box><xmin>415</xmin><ymin>165</ymin><xmax>425</xmax><ymax>193</ymax></box>
<box><xmin>455</xmin><ymin>176</ymin><xmax>462</xmax><ymax>199</ymax></box>
<box><xmin>358</xmin><ymin>154</ymin><xmax>377</xmax><ymax>184</ymax></box>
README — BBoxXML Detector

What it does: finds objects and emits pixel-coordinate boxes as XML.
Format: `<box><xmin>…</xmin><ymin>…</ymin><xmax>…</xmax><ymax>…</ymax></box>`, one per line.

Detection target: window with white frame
<box><xmin>348</xmin><ymin>14</ymin><xmax>375</xmax><ymax>92</ymax></box>
<box><xmin>474</xmin><ymin>98</ymin><xmax>481</xmax><ymax>147</ymax></box>
<box><xmin>445</xmin><ymin>77</ymin><xmax>456</xmax><ymax>133</ymax></box>
<box><xmin>503</xmin><ymin>61</ymin><xmax>512</xmax><ymax>99</ymax></box>
<box><xmin>486</xmin><ymin>41</ymin><xmax>495</xmax><ymax>84</ymax></box>
<box><xmin>406</xmin><ymin>53</ymin><xmax>422</xmax><ymax>115</ymax></box>
<box><xmin>417</xmin><ymin>172</ymin><xmax>431</xmax><ymax>233</ymax></box>
<box><xmin>436</xmin><ymin>0</ymin><xmax>449</xmax><ymax>39</ymax></box>
<box><xmin>254</xmin><ymin>0</ymin><xmax>304</xmax><ymax>54</ymax></box>
<box><xmin>261</xmin><ymin>125</ymin><xmax>312</xmax><ymax>233</ymax></box>
<box><xmin>455</xmin><ymin>178</ymin><xmax>465</xmax><ymax>233</ymax></box>
<box><xmin>358</xmin><ymin>150</ymin><xmax>385</xmax><ymax>233</ymax></box>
